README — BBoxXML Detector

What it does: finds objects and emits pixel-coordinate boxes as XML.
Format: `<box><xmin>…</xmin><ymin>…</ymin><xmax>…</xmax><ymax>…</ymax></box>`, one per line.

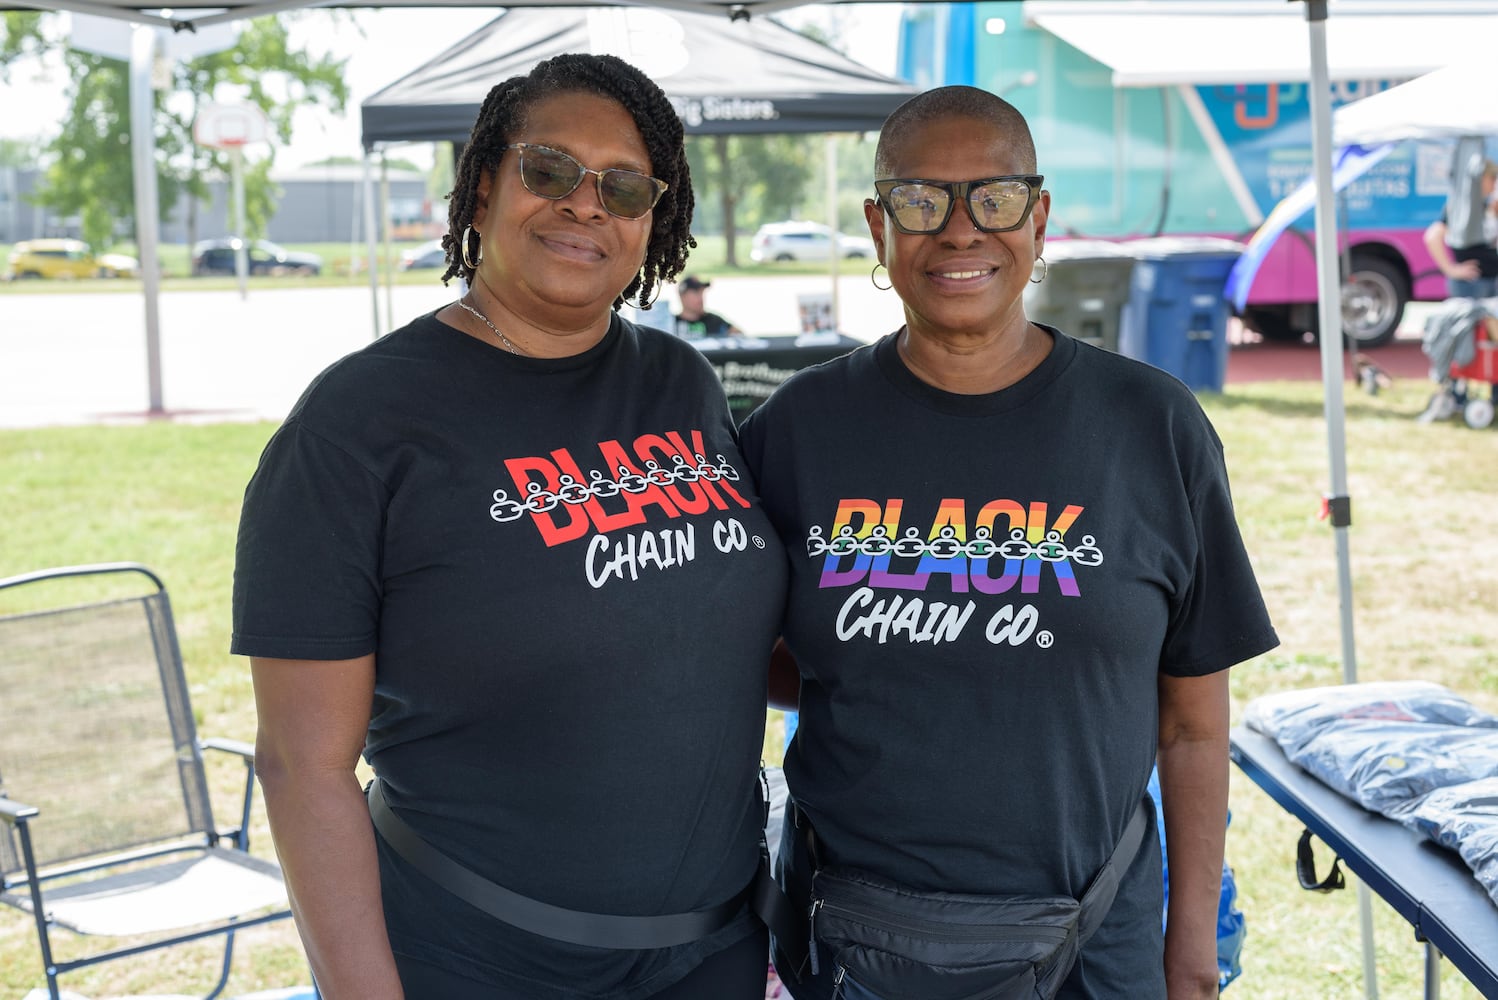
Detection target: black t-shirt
<box><xmin>672</xmin><ymin>311</ymin><xmax>736</xmax><ymax>338</ymax></box>
<box><xmin>1452</xmin><ymin>243</ymin><xmax>1498</xmax><ymax>278</ymax></box>
<box><xmin>1440</xmin><ymin>210</ymin><xmax>1498</xmax><ymax>277</ymax></box>
<box><xmin>232</xmin><ymin>312</ymin><xmax>788</xmax><ymax>999</ymax></box>
<box><xmin>739</xmin><ymin>329</ymin><xmax>1278</xmax><ymax>998</ymax></box>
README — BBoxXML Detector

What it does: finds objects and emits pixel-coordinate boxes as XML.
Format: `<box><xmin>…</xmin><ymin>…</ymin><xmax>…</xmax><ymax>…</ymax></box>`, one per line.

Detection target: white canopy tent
<box><xmin>1022</xmin><ymin>0</ymin><xmax>1498</xmax><ymax>88</ymax></box>
<box><xmin>1334</xmin><ymin>56</ymin><xmax>1498</xmax><ymax>146</ymax></box>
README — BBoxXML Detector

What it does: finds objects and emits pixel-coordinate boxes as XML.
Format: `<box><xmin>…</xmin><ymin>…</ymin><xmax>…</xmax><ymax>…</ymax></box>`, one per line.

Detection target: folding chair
<box><xmin>0</xmin><ymin>563</ymin><xmax>293</xmax><ymax>1000</ymax></box>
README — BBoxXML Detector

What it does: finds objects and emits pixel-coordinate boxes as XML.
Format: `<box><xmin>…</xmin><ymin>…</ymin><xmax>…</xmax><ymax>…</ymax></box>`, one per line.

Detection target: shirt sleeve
<box><xmin>231</xmin><ymin>419</ymin><xmax>391</xmax><ymax>660</ymax></box>
<box><xmin>1160</xmin><ymin>424</ymin><xmax>1280</xmax><ymax>677</ymax></box>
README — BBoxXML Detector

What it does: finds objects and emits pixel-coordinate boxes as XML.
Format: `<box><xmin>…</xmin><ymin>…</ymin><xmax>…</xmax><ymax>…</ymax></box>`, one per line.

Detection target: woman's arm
<box><xmin>252</xmin><ymin>654</ymin><xmax>403</xmax><ymax>1000</ymax></box>
<box><xmin>1425</xmin><ymin>220</ymin><xmax>1480</xmax><ymax>280</ymax></box>
<box><xmin>1156</xmin><ymin>670</ymin><xmax>1230</xmax><ymax>1000</ymax></box>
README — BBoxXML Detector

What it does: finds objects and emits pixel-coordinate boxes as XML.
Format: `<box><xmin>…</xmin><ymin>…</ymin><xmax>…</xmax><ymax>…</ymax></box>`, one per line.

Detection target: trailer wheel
<box><xmin>1339</xmin><ymin>254</ymin><xmax>1406</xmax><ymax>349</ymax></box>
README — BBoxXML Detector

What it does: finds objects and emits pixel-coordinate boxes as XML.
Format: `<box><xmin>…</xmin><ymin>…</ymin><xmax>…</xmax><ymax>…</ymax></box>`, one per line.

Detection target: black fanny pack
<box><xmin>367</xmin><ymin>776</ymin><xmax>798</xmax><ymax>950</ymax></box>
<box><xmin>780</xmin><ymin>798</ymin><xmax>1150</xmax><ymax>1000</ymax></box>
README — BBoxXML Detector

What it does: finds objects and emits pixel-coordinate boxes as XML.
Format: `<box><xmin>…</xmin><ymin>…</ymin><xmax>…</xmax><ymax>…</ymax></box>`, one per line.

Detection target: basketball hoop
<box><xmin>194</xmin><ymin>102</ymin><xmax>270</xmax><ymax>150</ymax></box>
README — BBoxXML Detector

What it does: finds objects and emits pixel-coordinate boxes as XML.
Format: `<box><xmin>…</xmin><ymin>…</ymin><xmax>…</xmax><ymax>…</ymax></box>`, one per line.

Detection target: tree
<box><xmin>681</xmin><ymin>16</ymin><xmax>864</xmax><ymax>267</ymax></box>
<box><xmin>687</xmin><ymin>134</ymin><xmax>819</xmax><ymax>266</ymax></box>
<box><xmin>31</xmin><ymin>12</ymin><xmax>349</xmax><ymax>251</ymax></box>
<box><xmin>0</xmin><ymin>12</ymin><xmax>46</xmax><ymax>79</ymax></box>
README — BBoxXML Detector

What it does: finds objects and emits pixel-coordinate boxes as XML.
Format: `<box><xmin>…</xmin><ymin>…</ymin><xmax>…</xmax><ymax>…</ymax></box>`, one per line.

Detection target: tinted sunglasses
<box><xmin>502</xmin><ymin>143</ymin><xmax>668</xmax><ymax>220</ymax></box>
<box><xmin>874</xmin><ymin>175</ymin><xmax>1044</xmax><ymax>235</ymax></box>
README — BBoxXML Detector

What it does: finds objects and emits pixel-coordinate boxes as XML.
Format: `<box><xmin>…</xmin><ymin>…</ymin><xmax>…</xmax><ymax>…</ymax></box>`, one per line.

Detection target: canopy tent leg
<box><xmin>1302</xmin><ymin>3</ymin><xmax>1371</xmax><ymax>998</ymax></box>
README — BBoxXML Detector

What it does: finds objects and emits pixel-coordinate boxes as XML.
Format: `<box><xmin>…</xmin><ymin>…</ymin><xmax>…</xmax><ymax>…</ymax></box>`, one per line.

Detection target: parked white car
<box><xmin>749</xmin><ymin>221</ymin><xmax>876</xmax><ymax>263</ymax></box>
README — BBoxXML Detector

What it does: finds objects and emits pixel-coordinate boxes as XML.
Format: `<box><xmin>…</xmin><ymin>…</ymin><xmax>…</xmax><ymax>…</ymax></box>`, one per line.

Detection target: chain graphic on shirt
<box><xmin>489</xmin><ymin>454</ymin><xmax>741</xmax><ymax>522</ymax></box>
<box><xmin>486</xmin><ymin>432</ymin><xmax>762</xmax><ymax>592</ymax></box>
<box><xmin>807</xmin><ymin>524</ymin><xmax>1104</xmax><ymax>568</ymax></box>
<box><xmin>807</xmin><ymin>497</ymin><xmax>1106</xmax><ymax>651</ymax></box>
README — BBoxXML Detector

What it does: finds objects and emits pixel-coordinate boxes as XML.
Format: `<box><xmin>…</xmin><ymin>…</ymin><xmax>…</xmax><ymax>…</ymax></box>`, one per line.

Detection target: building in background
<box><xmin>0</xmin><ymin>163</ymin><xmax>432</xmax><ymax>246</ymax></box>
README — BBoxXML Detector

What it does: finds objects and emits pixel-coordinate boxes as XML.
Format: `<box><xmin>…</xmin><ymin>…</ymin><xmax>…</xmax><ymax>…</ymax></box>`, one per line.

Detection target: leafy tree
<box><xmin>427</xmin><ymin>142</ymin><xmax>455</xmax><ymax>217</ymax></box>
<box><xmin>0</xmin><ymin>12</ymin><xmax>47</xmax><ymax>79</ymax></box>
<box><xmin>688</xmin><ymin>133</ymin><xmax>818</xmax><ymax>266</ymax></box>
<box><xmin>681</xmin><ymin>17</ymin><xmax>866</xmax><ymax>266</ymax></box>
<box><xmin>32</xmin><ymin>12</ymin><xmax>349</xmax><ymax>251</ymax></box>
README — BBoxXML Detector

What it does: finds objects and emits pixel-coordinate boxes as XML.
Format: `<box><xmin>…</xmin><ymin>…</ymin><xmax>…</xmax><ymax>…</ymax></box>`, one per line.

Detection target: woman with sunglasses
<box><xmin>235</xmin><ymin>53</ymin><xmax>786</xmax><ymax>1000</ymax></box>
<box><xmin>740</xmin><ymin>86</ymin><xmax>1277</xmax><ymax>1000</ymax></box>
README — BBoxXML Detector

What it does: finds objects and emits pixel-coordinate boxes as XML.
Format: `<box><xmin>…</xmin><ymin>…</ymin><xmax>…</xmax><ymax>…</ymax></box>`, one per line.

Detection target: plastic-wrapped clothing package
<box><xmin>1243</xmin><ymin>680</ymin><xmax>1498</xmax><ymax>758</ymax></box>
<box><xmin>1245</xmin><ymin>682</ymin><xmax>1498</xmax><ymax>912</ymax></box>
<box><xmin>1403</xmin><ymin>778</ymin><xmax>1498</xmax><ymax>907</ymax></box>
<box><xmin>1147</xmin><ymin>768</ymin><xmax>1245</xmax><ymax>989</ymax></box>
<box><xmin>1278</xmin><ymin>719</ymin><xmax>1498</xmax><ymax>813</ymax></box>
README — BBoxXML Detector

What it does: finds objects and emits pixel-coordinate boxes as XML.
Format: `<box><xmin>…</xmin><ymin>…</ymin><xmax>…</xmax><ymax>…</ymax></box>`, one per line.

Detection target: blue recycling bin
<box><xmin>1118</xmin><ymin>237</ymin><xmax>1244</xmax><ymax>392</ymax></box>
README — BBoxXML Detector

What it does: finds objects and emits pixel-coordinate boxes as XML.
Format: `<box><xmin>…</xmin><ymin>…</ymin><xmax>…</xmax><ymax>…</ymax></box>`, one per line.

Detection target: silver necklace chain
<box><xmin>457</xmin><ymin>299</ymin><xmax>525</xmax><ymax>356</ymax></box>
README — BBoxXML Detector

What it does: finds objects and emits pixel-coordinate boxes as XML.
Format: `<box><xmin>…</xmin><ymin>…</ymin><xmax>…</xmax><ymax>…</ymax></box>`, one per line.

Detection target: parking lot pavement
<box><xmin>3</xmin><ymin>276</ymin><xmax>1435</xmax><ymax>430</ymax></box>
<box><xmin>0</xmin><ymin>275</ymin><xmax>895</xmax><ymax>429</ymax></box>
<box><xmin>0</xmin><ymin>283</ymin><xmax>456</xmax><ymax>428</ymax></box>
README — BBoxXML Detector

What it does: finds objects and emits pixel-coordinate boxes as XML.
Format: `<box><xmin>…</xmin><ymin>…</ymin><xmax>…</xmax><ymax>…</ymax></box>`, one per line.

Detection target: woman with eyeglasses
<box><xmin>740</xmin><ymin>86</ymin><xmax>1277</xmax><ymax>1000</ymax></box>
<box><xmin>235</xmin><ymin>53</ymin><xmax>786</xmax><ymax>1000</ymax></box>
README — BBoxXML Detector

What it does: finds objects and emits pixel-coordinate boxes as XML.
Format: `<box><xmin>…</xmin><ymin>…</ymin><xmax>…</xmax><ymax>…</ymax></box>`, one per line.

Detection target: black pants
<box><xmin>394</xmin><ymin>924</ymin><xmax>770</xmax><ymax>1000</ymax></box>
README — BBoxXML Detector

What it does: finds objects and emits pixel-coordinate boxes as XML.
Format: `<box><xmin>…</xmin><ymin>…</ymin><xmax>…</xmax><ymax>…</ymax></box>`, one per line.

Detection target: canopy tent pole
<box><xmin>1301</xmin><ymin>4</ymin><xmax>1374</xmax><ymax>999</ymax></box>
<box><xmin>363</xmin><ymin>148</ymin><xmax>381</xmax><ymax>340</ymax></box>
<box><xmin>381</xmin><ymin>154</ymin><xmax>394</xmax><ymax>334</ymax></box>
<box><xmin>129</xmin><ymin>23</ymin><xmax>164</xmax><ymax>414</ymax></box>
<box><xmin>825</xmin><ymin>134</ymin><xmax>840</xmax><ymax>330</ymax></box>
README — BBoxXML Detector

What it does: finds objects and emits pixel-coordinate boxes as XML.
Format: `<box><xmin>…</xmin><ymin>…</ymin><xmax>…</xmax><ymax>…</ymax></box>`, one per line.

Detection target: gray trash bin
<box><xmin>1024</xmin><ymin>239</ymin><xmax>1136</xmax><ymax>352</ymax></box>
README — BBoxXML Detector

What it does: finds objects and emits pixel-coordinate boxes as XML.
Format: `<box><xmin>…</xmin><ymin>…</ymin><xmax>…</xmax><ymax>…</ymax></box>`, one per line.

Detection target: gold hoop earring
<box><xmin>1029</xmin><ymin>256</ymin><xmax>1048</xmax><ymax>284</ymax></box>
<box><xmin>871</xmin><ymin>263</ymin><xmax>893</xmax><ymax>291</ymax></box>
<box><xmin>461</xmin><ymin>225</ymin><xmax>483</xmax><ymax>270</ymax></box>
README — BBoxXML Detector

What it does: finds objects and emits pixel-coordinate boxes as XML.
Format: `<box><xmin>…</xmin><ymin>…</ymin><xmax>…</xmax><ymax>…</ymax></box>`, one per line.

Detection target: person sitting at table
<box><xmin>672</xmin><ymin>274</ymin><xmax>742</xmax><ymax>337</ymax></box>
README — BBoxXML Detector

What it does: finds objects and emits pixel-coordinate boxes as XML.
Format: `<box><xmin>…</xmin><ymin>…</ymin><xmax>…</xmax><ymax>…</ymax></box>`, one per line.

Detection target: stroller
<box><xmin>1419</xmin><ymin>297</ymin><xmax>1498</xmax><ymax>428</ymax></box>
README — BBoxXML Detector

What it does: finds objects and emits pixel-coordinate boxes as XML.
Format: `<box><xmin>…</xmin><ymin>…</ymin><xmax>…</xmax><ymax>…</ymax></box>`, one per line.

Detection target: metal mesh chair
<box><xmin>0</xmin><ymin>563</ymin><xmax>292</xmax><ymax>1000</ymax></box>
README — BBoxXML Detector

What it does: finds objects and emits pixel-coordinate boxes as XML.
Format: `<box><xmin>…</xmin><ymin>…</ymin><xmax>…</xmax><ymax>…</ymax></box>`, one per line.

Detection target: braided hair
<box><xmin>441</xmin><ymin>52</ymin><xmax>696</xmax><ymax>311</ymax></box>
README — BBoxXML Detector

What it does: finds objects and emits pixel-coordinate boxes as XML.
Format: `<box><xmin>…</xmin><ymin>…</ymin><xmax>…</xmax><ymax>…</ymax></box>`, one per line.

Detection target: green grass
<box><xmin>2</xmin><ymin>375</ymin><xmax>1497</xmax><ymax>997</ymax></box>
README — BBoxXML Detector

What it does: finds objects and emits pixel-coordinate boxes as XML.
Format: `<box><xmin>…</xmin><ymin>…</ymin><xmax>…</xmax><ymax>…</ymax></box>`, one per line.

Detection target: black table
<box><xmin>688</xmin><ymin>333</ymin><xmax>863</xmax><ymax>424</ymax></box>
<box><xmin>1230</xmin><ymin>726</ymin><xmax>1498</xmax><ymax>998</ymax></box>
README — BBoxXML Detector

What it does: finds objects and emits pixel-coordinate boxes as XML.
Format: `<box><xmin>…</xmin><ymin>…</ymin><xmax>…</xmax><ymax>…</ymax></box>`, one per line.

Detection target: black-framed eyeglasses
<box><xmin>874</xmin><ymin>175</ymin><xmax>1044</xmax><ymax>235</ymax></box>
<box><xmin>502</xmin><ymin>143</ymin><xmax>668</xmax><ymax>220</ymax></box>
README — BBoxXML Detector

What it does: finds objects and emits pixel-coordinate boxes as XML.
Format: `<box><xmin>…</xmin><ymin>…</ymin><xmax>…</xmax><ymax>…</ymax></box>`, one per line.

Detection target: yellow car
<box><xmin>4</xmin><ymin>238</ymin><xmax>140</xmax><ymax>280</ymax></box>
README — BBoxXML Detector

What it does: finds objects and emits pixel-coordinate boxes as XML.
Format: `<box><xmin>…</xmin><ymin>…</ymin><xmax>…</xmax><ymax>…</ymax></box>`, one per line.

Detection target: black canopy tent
<box><xmin>356</xmin><ymin>5</ymin><xmax>916</xmax><ymax>335</ymax></box>
<box><xmin>360</xmin><ymin>6</ymin><xmax>917</xmax><ymax>145</ymax></box>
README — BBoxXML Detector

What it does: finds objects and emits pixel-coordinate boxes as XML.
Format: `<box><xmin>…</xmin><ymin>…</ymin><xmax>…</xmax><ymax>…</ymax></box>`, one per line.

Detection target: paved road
<box><xmin>0</xmin><ymin>273</ymin><xmax>898</xmax><ymax>428</ymax></box>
